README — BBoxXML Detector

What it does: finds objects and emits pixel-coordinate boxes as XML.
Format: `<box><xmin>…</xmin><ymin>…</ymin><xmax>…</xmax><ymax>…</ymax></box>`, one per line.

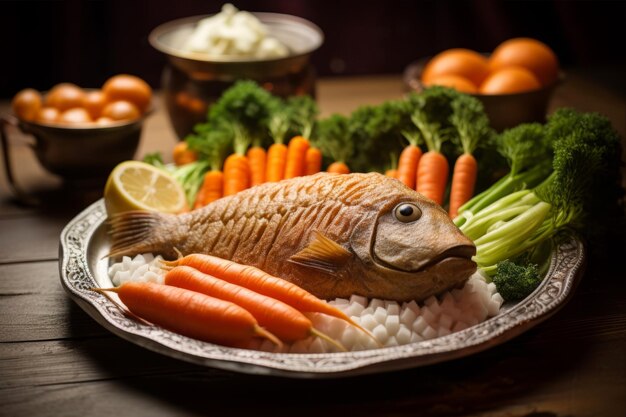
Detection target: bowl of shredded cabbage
<box><xmin>149</xmin><ymin>3</ymin><xmax>324</xmax><ymax>139</ymax></box>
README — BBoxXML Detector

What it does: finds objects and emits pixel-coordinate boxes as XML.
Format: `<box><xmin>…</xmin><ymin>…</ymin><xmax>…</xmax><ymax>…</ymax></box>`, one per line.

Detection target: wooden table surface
<box><xmin>1</xmin><ymin>74</ymin><xmax>625</xmax><ymax>417</ymax></box>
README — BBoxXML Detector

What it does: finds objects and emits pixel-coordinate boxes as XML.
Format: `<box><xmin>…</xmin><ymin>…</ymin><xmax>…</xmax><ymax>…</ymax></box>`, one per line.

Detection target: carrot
<box><xmin>385</xmin><ymin>169</ymin><xmax>398</xmax><ymax>178</ymax></box>
<box><xmin>411</xmin><ymin>103</ymin><xmax>449</xmax><ymax>205</ymax></box>
<box><xmin>305</xmin><ymin>147</ymin><xmax>322</xmax><ymax>175</ymax></box>
<box><xmin>173</xmin><ymin>142</ymin><xmax>198</xmax><ymax>166</ymax></box>
<box><xmin>162</xmin><ymin>254</ymin><xmax>380</xmax><ymax>345</ymax></box>
<box><xmin>194</xmin><ymin>170</ymin><xmax>224</xmax><ymax>209</ymax></box>
<box><xmin>91</xmin><ymin>282</ymin><xmax>281</xmax><ymax>348</ymax></box>
<box><xmin>247</xmin><ymin>145</ymin><xmax>267</xmax><ymax>186</ymax></box>
<box><xmin>447</xmin><ymin>94</ymin><xmax>488</xmax><ymax>217</ymax></box>
<box><xmin>416</xmin><ymin>151</ymin><xmax>449</xmax><ymax>205</ymax></box>
<box><xmin>165</xmin><ymin>266</ymin><xmax>344</xmax><ymax>349</ymax></box>
<box><xmin>223</xmin><ymin>154</ymin><xmax>250</xmax><ymax>196</ymax></box>
<box><xmin>326</xmin><ymin>161</ymin><xmax>350</xmax><ymax>174</ymax></box>
<box><xmin>448</xmin><ymin>153</ymin><xmax>478</xmax><ymax>218</ymax></box>
<box><xmin>265</xmin><ymin>143</ymin><xmax>288</xmax><ymax>182</ymax></box>
<box><xmin>283</xmin><ymin>136</ymin><xmax>310</xmax><ymax>179</ymax></box>
<box><xmin>397</xmin><ymin>145</ymin><xmax>422</xmax><ymax>189</ymax></box>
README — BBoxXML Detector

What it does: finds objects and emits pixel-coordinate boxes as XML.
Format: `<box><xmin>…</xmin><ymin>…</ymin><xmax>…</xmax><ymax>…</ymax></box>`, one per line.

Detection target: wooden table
<box><xmin>1</xmin><ymin>75</ymin><xmax>625</xmax><ymax>417</ymax></box>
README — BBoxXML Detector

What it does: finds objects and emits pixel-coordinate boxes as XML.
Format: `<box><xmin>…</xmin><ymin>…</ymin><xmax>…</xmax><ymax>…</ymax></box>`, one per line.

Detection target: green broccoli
<box><xmin>459</xmin><ymin>109</ymin><xmax>620</xmax><ymax>272</ymax></box>
<box><xmin>492</xmin><ymin>259</ymin><xmax>542</xmax><ymax>301</ymax></box>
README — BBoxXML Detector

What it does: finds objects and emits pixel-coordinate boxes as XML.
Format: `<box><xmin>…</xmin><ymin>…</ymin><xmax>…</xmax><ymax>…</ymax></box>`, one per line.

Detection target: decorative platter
<box><xmin>59</xmin><ymin>199</ymin><xmax>585</xmax><ymax>378</ymax></box>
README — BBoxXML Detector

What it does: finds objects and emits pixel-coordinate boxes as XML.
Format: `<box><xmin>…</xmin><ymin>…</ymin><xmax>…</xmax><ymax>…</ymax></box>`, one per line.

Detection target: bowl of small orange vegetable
<box><xmin>404</xmin><ymin>38</ymin><xmax>564</xmax><ymax>131</ymax></box>
<box><xmin>2</xmin><ymin>74</ymin><xmax>153</xmax><ymax>182</ymax></box>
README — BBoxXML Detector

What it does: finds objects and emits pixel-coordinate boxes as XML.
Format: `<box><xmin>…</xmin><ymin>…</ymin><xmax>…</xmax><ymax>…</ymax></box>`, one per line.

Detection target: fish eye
<box><xmin>394</xmin><ymin>203</ymin><xmax>422</xmax><ymax>223</ymax></box>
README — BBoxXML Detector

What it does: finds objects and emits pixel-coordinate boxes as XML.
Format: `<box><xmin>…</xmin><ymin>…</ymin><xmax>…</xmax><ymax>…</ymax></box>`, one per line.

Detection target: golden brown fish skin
<box><xmin>109</xmin><ymin>172</ymin><xmax>476</xmax><ymax>301</ymax></box>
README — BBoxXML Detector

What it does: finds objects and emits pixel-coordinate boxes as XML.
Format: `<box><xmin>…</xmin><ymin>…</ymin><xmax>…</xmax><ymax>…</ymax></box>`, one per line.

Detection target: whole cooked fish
<box><xmin>109</xmin><ymin>172</ymin><xmax>476</xmax><ymax>301</ymax></box>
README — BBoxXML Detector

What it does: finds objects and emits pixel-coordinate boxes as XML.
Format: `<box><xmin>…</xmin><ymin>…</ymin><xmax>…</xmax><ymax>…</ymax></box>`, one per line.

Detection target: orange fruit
<box><xmin>36</xmin><ymin>107</ymin><xmax>61</xmax><ymax>124</ymax></box>
<box><xmin>479</xmin><ymin>66</ymin><xmax>541</xmax><ymax>95</ymax></box>
<box><xmin>102</xmin><ymin>74</ymin><xmax>152</xmax><ymax>113</ymax></box>
<box><xmin>82</xmin><ymin>90</ymin><xmax>109</xmax><ymax>119</ymax></box>
<box><xmin>57</xmin><ymin>108</ymin><xmax>93</xmax><ymax>124</ymax></box>
<box><xmin>45</xmin><ymin>83</ymin><xmax>86</xmax><ymax>112</ymax></box>
<box><xmin>101</xmin><ymin>100</ymin><xmax>141</xmax><ymax>121</ymax></box>
<box><xmin>489</xmin><ymin>38</ymin><xmax>559</xmax><ymax>86</ymax></box>
<box><xmin>422</xmin><ymin>49</ymin><xmax>489</xmax><ymax>87</ymax></box>
<box><xmin>423</xmin><ymin>74</ymin><xmax>478</xmax><ymax>94</ymax></box>
<box><xmin>12</xmin><ymin>88</ymin><xmax>43</xmax><ymax>121</ymax></box>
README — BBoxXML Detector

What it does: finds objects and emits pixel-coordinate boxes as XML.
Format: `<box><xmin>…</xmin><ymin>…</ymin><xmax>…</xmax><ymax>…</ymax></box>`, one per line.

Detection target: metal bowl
<box><xmin>149</xmin><ymin>13</ymin><xmax>324</xmax><ymax>139</ymax></box>
<box><xmin>59</xmin><ymin>199</ymin><xmax>585</xmax><ymax>378</ymax></box>
<box><xmin>0</xmin><ymin>110</ymin><xmax>149</xmax><ymax>202</ymax></box>
<box><xmin>403</xmin><ymin>58</ymin><xmax>564</xmax><ymax>132</ymax></box>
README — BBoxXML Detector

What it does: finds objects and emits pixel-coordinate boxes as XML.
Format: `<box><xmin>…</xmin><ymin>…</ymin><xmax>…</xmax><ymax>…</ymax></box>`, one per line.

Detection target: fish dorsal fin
<box><xmin>289</xmin><ymin>231</ymin><xmax>352</xmax><ymax>274</ymax></box>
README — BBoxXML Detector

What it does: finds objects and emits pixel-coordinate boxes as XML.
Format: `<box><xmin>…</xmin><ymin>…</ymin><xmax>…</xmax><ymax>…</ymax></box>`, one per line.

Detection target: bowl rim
<box><xmin>148</xmin><ymin>12</ymin><xmax>325</xmax><ymax>64</ymax></box>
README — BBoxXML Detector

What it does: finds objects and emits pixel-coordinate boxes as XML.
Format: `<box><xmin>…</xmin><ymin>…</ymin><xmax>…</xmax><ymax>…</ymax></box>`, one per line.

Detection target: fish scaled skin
<box><xmin>109</xmin><ymin>172</ymin><xmax>476</xmax><ymax>301</ymax></box>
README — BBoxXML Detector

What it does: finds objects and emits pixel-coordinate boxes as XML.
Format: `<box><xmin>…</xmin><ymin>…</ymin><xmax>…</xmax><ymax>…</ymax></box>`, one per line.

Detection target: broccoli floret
<box><xmin>492</xmin><ymin>259</ymin><xmax>542</xmax><ymax>301</ymax></box>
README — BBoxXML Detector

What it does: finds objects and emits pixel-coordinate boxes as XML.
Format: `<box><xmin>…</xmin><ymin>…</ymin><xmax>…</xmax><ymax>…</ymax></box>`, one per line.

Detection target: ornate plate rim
<box><xmin>59</xmin><ymin>199</ymin><xmax>585</xmax><ymax>378</ymax></box>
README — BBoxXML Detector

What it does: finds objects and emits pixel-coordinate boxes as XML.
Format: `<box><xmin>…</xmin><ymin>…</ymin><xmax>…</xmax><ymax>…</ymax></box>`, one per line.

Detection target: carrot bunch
<box><xmin>163</xmin><ymin>254</ymin><xmax>378</xmax><ymax>347</ymax></box>
<box><xmin>92</xmin><ymin>253</ymin><xmax>385</xmax><ymax>350</ymax></box>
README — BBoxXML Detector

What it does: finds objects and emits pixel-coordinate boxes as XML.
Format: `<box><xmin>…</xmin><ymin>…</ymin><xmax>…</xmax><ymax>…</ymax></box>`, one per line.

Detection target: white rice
<box><xmin>108</xmin><ymin>254</ymin><xmax>503</xmax><ymax>353</ymax></box>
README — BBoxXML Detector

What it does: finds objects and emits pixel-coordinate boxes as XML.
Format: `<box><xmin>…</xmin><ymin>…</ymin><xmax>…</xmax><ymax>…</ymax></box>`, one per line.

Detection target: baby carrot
<box><xmin>173</xmin><ymin>142</ymin><xmax>198</xmax><ymax>166</ymax></box>
<box><xmin>247</xmin><ymin>145</ymin><xmax>267</xmax><ymax>186</ymax></box>
<box><xmin>416</xmin><ymin>151</ymin><xmax>449</xmax><ymax>205</ymax></box>
<box><xmin>448</xmin><ymin>153</ymin><xmax>478</xmax><ymax>218</ymax></box>
<box><xmin>305</xmin><ymin>146</ymin><xmax>323</xmax><ymax>175</ymax></box>
<box><xmin>165</xmin><ymin>266</ymin><xmax>344</xmax><ymax>349</ymax></box>
<box><xmin>397</xmin><ymin>145</ymin><xmax>422</xmax><ymax>189</ymax></box>
<box><xmin>284</xmin><ymin>136</ymin><xmax>310</xmax><ymax>179</ymax></box>
<box><xmin>223</xmin><ymin>153</ymin><xmax>250</xmax><ymax>196</ymax></box>
<box><xmin>162</xmin><ymin>254</ymin><xmax>380</xmax><ymax>346</ymax></box>
<box><xmin>447</xmin><ymin>94</ymin><xmax>488</xmax><ymax>217</ymax></box>
<box><xmin>265</xmin><ymin>143</ymin><xmax>288</xmax><ymax>182</ymax></box>
<box><xmin>194</xmin><ymin>170</ymin><xmax>224</xmax><ymax>209</ymax></box>
<box><xmin>326</xmin><ymin>161</ymin><xmax>350</xmax><ymax>174</ymax></box>
<box><xmin>92</xmin><ymin>282</ymin><xmax>281</xmax><ymax>348</ymax></box>
<box><xmin>385</xmin><ymin>169</ymin><xmax>398</xmax><ymax>178</ymax></box>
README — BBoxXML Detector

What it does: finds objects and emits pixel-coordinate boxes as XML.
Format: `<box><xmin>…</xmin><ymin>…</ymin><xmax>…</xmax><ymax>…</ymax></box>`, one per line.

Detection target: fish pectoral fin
<box><xmin>289</xmin><ymin>232</ymin><xmax>352</xmax><ymax>274</ymax></box>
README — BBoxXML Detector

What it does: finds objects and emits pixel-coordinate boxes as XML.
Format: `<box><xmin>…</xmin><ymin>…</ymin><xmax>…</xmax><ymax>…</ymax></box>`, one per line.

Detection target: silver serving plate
<box><xmin>59</xmin><ymin>199</ymin><xmax>585</xmax><ymax>378</ymax></box>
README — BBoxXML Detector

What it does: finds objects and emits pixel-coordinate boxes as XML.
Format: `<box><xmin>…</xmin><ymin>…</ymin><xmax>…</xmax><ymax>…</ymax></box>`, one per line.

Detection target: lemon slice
<box><xmin>104</xmin><ymin>161</ymin><xmax>187</xmax><ymax>216</ymax></box>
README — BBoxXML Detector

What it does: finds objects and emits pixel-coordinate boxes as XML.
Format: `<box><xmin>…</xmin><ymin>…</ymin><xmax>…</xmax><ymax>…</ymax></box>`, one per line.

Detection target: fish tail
<box><xmin>107</xmin><ymin>211</ymin><xmax>180</xmax><ymax>259</ymax></box>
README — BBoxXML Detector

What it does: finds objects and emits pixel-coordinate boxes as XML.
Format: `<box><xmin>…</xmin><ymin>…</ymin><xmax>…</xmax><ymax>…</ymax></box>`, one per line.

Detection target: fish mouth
<box><xmin>374</xmin><ymin>244</ymin><xmax>476</xmax><ymax>273</ymax></box>
<box><xmin>414</xmin><ymin>244</ymin><xmax>476</xmax><ymax>272</ymax></box>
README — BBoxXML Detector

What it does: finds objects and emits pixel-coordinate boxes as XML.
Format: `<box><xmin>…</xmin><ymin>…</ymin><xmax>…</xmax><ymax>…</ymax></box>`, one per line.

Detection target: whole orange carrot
<box><xmin>247</xmin><ymin>145</ymin><xmax>267</xmax><ymax>186</ymax></box>
<box><xmin>305</xmin><ymin>147</ymin><xmax>323</xmax><ymax>175</ymax></box>
<box><xmin>448</xmin><ymin>153</ymin><xmax>478</xmax><ymax>218</ymax></box>
<box><xmin>223</xmin><ymin>154</ymin><xmax>250</xmax><ymax>196</ymax></box>
<box><xmin>416</xmin><ymin>151</ymin><xmax>449</xmax><ymax>205</ymax></box>
<box><xmin>284</xmin><ymin>136</ymin><xmax>310</xmax><ymax>179</ymax></box>
<box><xmin>447</xmin><ymin>93</ymin><xmax>489</xmax><ymax>217</ymax></box>
<box><xmin>92</xmin><ymin>282</ymin><xmax>281</xmax><ymax>348</ymax></box>
<box><xmin>165</xmin><ymin>266</ymin><xmax>344</xmax><ymax>348</ymax></box>
<box><xmin>194</xmin><ymin>170</ymin><xmax>224</xmax><ymax>209</ymax></box>
<box><xmin>397</xmin><ymin>145</ymin><xmax>422</xmax><ymax>189</ymax></box>
<box><xmin>266</xmin><ymin>143</ymin><xmax>288</xmax><ymax>182</ymax></box>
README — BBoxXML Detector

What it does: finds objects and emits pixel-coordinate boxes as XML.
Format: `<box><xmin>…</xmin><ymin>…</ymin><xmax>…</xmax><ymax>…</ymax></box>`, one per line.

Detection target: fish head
<box><xmin>350</xmin><ymin>185</ymin><xmax>476</xmax><ymax>301</ymax></box>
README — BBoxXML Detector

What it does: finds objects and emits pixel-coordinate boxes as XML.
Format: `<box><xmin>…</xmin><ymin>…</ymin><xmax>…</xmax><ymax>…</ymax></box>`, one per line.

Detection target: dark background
<box><xmin>1</xmin><ymin>0</ymin><xmax>625</xmax><ymax>98</ymax></box>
